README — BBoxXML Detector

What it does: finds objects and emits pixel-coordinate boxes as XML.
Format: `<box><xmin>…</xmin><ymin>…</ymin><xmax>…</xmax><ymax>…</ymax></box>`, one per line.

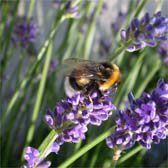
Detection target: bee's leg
<box><xmin>80</xmin><ymin>88</ymin><xmax>94</xmax><ymax>112</ymax></box>
<box><xmin>87</xmin><ymin>95</ymin><xmax>94</xmax><ymax>112</ymax></box>
<box><xmin>85</xmin><ymin>81</ymin><xmax>99</xmax><ymax>94</ymax></box>
<box><xmin>82</xmin><ymin>82</ymin><xmax>99</xmax><ymax>112</ymax></box>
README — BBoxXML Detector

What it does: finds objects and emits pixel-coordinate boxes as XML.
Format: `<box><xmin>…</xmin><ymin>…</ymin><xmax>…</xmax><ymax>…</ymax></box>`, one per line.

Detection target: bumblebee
<box><xmin>64</xmin><ymin>58</ymin><xmax>120</xmax><ymax>97</ymax></box>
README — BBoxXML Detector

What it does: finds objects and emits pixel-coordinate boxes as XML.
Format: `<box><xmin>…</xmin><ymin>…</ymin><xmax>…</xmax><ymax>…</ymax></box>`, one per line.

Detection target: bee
<box><xmin>64</xmin><ymin>58</ymin><xmax>121</xmax><ymax>98</ymax></box>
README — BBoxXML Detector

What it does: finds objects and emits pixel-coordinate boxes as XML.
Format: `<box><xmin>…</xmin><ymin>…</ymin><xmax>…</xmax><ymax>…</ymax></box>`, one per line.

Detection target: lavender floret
<box><xmin>64</xmin><ymin>0</ymin><xmax>80</xmax><ymax>19</ymax></box>
<box><xmin>22</xmin><ymin>142</ymin><xmax>60</xmax><ymax>168</ymax></box>
<box><xmin>12</xmin><ymin>18</ymin><xmax>38</xmax><ymax>48</ymax></box>
<box><xmin>106</xmin><ymin>79</ymin><xmax>168</xmax><ymax>152</ymax></box>
<box><xmin>120</xmin><ymin>12</ymin><xmax>168</xmax><ymax>52</ymax></box>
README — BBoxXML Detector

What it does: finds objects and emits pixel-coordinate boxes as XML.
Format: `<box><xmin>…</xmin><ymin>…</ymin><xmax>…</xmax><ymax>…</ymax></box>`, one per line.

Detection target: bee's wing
<box><xmin>64</xmin><ymin>58</ymin><xmax>99</xmax><ymax>66</ymax></box>
<box><xmin>63</xmin><ymin>58</ymin><xmax>106</xmax><ymax>80</ymax></box>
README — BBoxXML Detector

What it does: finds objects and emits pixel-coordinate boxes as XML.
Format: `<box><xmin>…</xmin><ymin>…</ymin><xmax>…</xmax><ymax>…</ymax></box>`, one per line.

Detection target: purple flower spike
<box><xmin>45</xmin><ymin>89</ymin><xmax>116</xmax><ymax>144</ymax></box>
<box><xmin>24</xmin><ymin>147</ymin><xmax>40</xmax><ymax>168</ymax></box>
<box><xmin>23</xmin><ymin>147</ymin><xmax>52</xmax><ymax>168</ymax></box>
<box><xmin>106</xmin><ymin>79</ymin><xmax>168</xmax><ymax>152</ymax></box>
<box><xmin>120</xmin><ymin>11</ymin><xmax>168</xmax><ymax>52</ymax></box>
<box><xmin>12</xmin><ymin>17</ymin><xmax>38</xmax><ymax>48</ymax></box>
<box><xmin>23</xmin><ymin>142</ymin><xmax>60</xmax><ymax>167</ymax></box>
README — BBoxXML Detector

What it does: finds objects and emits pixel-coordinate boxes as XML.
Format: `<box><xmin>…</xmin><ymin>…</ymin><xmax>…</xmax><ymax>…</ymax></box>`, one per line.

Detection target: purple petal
<box><xmin>120</xmin><ymin>29</ymin><xmax>127</xmax><ymax>41</ymax></box>
<box><xmin>126</xmin><ymin>45</ymin><xmax>136</xmax><ymax>52</ymax></box>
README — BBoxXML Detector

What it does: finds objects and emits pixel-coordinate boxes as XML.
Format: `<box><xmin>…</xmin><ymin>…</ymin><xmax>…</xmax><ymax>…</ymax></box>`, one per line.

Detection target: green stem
<box><xmin>57</xmin><ymin>20</ymin><xmax>73</xmax><ymax>54</ymax></box>
<box><xmin>110</xmin><ymin>158</ymin><xmax>118</xmax><ymax>168</ymax></box>
<box><xmin>16</xmin><ymin>50</ymin><xmax>24</xmax><ymax>86</ymax></box>
<box><xmin>74</xmin><ymin>140</ymin><xmax>82</xmax><ymax>153</ymax></box>
<box><xmin>114</xmin><ymin>51</ymin><xmax>146</xmax><ymax>106</ymax></box>
<box><xmin>58</xmin><ymin>126</ymin><xmax>115</xmax><ymax>168</ymax></box>
<box><xmin>84</xmin><ymin>0</ymin><xmax>103</xmax><ymax>59</ymax></box>
<box><xmin>118</xmin><ymin>146</ymin><xmax>144</xmax><ymax>165</ymax></box>
<box><xmin>27</xmin><ymin>0</ymin><xmax>36</xmax><ymax>20</ymax></box>
<box><xmin>0</xmin><ymin>2</ymin><xmax>9</xmax><ymax>46</ymax></box>
<box><xmin>22</xmin><ymin>43</ymin><xmax>53</xmax><ymax>159</ymax></box>
<box><xmin>155</xmin><ymin>0</ymin><xmax>163</xmax><ymax>12</ymax></box>
<box><xmin>134</xmin><ymin>58</ymin><xmax>161</xmax><ymax>98</ymax></box>
<box><xmin>89</xmin><ymin>144</ymin><xmax>101</xmax><ymax>168</ymax></box>
<box><xmin>38</xmin><ymin>130</ymin><xmax>59</xmax><ymax>160</ymax></box>
<box><xmin>133</xmin><ymin>0</ymin><xmax>147</xmax><ymax>18</ymax></box>
<box><xmin>109</xmin><ymin>46</ymin><xmax>125</xmax><ymax>62</ymax></box>
<box><xmin>0</xmin><ymin>0</ymin><xmax>20</xmax><ymax>77</ymax></box>
<box><xmin>62</xmin><ymin>20</ymin><xmax>79</xmax><ymax>61</ymax></box>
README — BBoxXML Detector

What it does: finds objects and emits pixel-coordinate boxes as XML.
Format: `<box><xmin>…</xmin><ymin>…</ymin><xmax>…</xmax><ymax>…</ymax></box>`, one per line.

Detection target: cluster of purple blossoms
<box><xmin>157</xmin><ymin>41</ymin><xmax>168</xmax><ymax>64</ymax></box>
<box><xmin>23</xmin><ymin>89</ymin><xmax>115</xmax><ymax>167</ymax></box>
<box><xmin>22</xmin><ymin>142</ymin><xmax>60</xmax><ymax>168</ymax></box>
<box><xmin>120</xmin><ymin>11</ymin><xmax>168</xmax><ymax>52</ymax></box>
<box><xmin>45</xmin><ymin>89</ymin><xmax>116</xmax><ymax>144</ymax></box>
<box><xmin>106</xmin><ymin>79</ymin><xmax>168</xmax><ymax>156</ymax></box>
<box><xmin>12</xmin><ymin>18</ymin><xmax>38</xmax><ymax>48</ymax></box>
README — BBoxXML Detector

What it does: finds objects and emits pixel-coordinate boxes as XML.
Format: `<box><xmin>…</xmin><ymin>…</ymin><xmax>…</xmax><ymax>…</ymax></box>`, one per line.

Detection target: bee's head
<box><xmin>98</xmin><ymin>62</ymin><xmax>113</xmax><ymax>80</ymax></box>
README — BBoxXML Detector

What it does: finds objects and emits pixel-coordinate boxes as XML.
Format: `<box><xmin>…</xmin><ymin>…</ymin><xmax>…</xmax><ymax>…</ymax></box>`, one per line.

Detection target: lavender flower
<box><xmin>106</xmin><ymin>79</ymin><xmax>168</xmax><ymax>156</ymax></box>
<box><xmin>45</xmin><ymin>89</ymin><xmax>116</xmax><ymax>144</ymax></box>
<box><xmin>23</xmin><ymin>142</ymin><xmax>60</xmax><ymax>168</ymax></box>
<box><xmin>12</xmin><ymin>18</ymin><xmax>38</xmax><ymax>48</ymax></box>
<box><xmin>157</xmin><ymin>41</ymin><xmax>168</xmax><ymax>64</ymax></box>
<box><xmin>64</xmin><ymin>0</ymin><xmax>80</xmax><ymax>19</ymax></box>
<box><xmin>111</xmin><ymin>11</ymin><xmax>128</xmax><ymax>34</ymax></box>
<box><xmin>120</xmin><ymin>11</ymin><xmax>168</xmax><ymax>52</ymax></box>
<box><xmin>58</xmin><ymin>124</ymin><xmax>88</xmax><ymax>143</ymax></box>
